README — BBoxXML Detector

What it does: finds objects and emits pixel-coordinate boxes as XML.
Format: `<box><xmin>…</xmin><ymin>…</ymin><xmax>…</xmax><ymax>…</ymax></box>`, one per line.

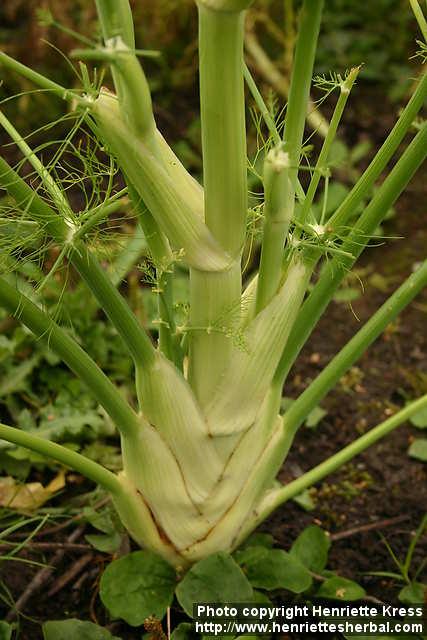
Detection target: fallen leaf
<box><xmin>0</xmin><ymin>471</ymin><xmax>65</xmax><ymax>510</ymax></box>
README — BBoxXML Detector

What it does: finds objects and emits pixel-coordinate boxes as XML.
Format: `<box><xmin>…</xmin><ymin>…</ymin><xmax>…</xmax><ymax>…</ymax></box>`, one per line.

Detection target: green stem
<box><xmin>272</xmin><ymin>122</ymin><xmax>427</xmax><ymax>392</ymax></box>
<box><xmin>108</xmin><ymin>224</ymin><xmax>147</xmax><ymax>287</ymax></box>
<box><xmin>128</xmin><ymin>185</ymin><xmax>172</xmax><ymax>266</ymax></box>
<box><xmin>283</xmin><ymin>1</ymin><xmax>324</xmax><ymax>162</ymax></box>
<box><xmin>198</xmin><ymin>0</ymin><xmax>253</xmax><ymax>12</ymax></box>
<box><xmin>328</xmin><ymin>71</ymin><xmax>427</xmax><ymax>231</ymax></box>
<box><xmin>188</xmin><ymin>261</ymin><xmax>242</xmax><ymax>406</ymax></box>
<box><xmin>0</xmin><ymin>110</ymin><xmax>75</xmax><ymax>231</ymax></box>
<box><xmin>243</xmin><ymin>63</ymin><xmax>281</xmax><ymax>146</ymax></box>
<box><xmin>188</xmin><ymin>5</ymin><xmax>248</xmax><ymax>403</ymax></box>
<box><xmin>243</xmin><ymin>64</ymin><xmax>307</xmax><ymax>204</ymax></box>
<box><xmin>73</xmin><ymin>198</ymin><xmax>128</xmax><ymax>241</ymax></box>
<box><xmin>279</xmin><ymin>259</ymin><xmax>427</xmax><ymax>455</ymax></box>
<box><xmin>157</xmin><ymin>269</ymin><xmax>178</xmax><ymax>363</ymax></box>
<box><xmin>95</xmin><ymin>0</ymin><xmax>157</xmax><ymax>146</ymax></box>
<box><xmin>255</xmin><ymin>146</ymin><xmax>292</xmax><ymax>312</ymax></box>
<box><xmin>127</xmin><ymin>184</ymin><xmax>178</xmax><ymax>362</ymax></box>
<box><xmin>198</xmin><ymin>5</ymin><xmax>247</xmax><ymax>255</ymax></box>
<box><xmin>297</xmin><ymin>67</ymin><xmax>359</xmax><ymax>226</ymax></box>
<box><xmin>253</xmin><ymin>2</ymin><xmax>323</xmax><ymax>313</ymax></box>
<box><xmin>79</xmin><ymin>187</ymin><xmax>128</xmax><ymax>223</ymax></box>
<box><xmin>0</xmin><ymin>156</ymin><xmax>66</xmax><ymax>240</ymax></box>
<box><xmin>261</xmin><ymin>393</ymin><xmax>427</xmax><ymax>518</ymax></box>
<box><xmin>261</xmin><ymin>0</ymin><xmax>323</xmax><ymax>272</ymax></box>
<box><xmin>0</xmin><ymin>423</ymin><xmax>121</xmax><ymax>495</ymax></box>
<box><xmin>70</xmin><ymin>248</ymin><xmax>155</xmax><ymax>367</ymax></box>
<box><xmin>71</xmin><ymin>48</ymin><xmax>160</xmax><ymax>61</ymax></box>
<box><xmin>410</xmin><ymin>0</ymin><xmax>427</xmax><ymax>41</ymax></box>
<box><xmin>91</xmin><ymin>93</ymin><xmax>228</xmax><ymax>272</ymax></box>
<box><xmin>0</xmin><ymin>52</ymin><xmax>85</xmax><ymax>106</ymax></box>
<box><xmin>0</xmin><ymin>278</ymin><xmax>140</xmax><ymax>438</ymax></box>
<box><xmin>94</xmin><ymin>0</ymin><xmax>135</xmax><ymax>49</ymax></box>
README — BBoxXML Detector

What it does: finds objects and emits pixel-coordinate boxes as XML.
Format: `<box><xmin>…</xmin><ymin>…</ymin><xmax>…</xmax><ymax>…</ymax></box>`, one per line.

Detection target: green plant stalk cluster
<box><xmin>0</xmin><ymin>0</ymin><xmax>426</xmax><ymax>567</ymax></box>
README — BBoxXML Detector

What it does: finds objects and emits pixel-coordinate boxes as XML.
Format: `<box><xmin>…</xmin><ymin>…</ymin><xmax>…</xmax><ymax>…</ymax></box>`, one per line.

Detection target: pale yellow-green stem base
<box><xmin>188</xmin><ymin>259</ymin><xmax>242</xmax><ymax>407</ymax></box>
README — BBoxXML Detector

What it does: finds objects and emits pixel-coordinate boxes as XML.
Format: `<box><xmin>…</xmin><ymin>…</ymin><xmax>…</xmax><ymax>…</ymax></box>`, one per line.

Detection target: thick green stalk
<box><xmin>188</xmin><ymin>262</ymin><xmax>242</xmax><ymax>406</ymax></box>
<box><xmin>198</xmin><ymin>0</ymin><xmax>253</xmax><ymax>11</ymax></box>
<box><xmin>188</xmin><ymin>5</ymin><xmax>247</xmax><ymax>403</ymax></box>
<box><xmin>0</xmin><ymin>278</ymin><xmax>140</xmax><ymax>438</ymax></box>
<box><xmin>0</xmin><ymin>423</ymin><xmax>120</xmax><ymax>495</ymax></box>
<box><xmin>92</xmin><ymin>92</ymin><xmax>228</xmax><ymax>272</ymax></box>
<box><xmin>94</xmin><ymin>0</ymin><xmax>135</xmax><ymax>49</ymax></box>
<box><xmin>70</xmin><ymin>249</ymin><xmax>155</xmax><ymax>367</ymax></box>
<box><xmin>1</xmin><ymin>50</ymin><xmax>202</xmax><ymax>212</ymax></box>
<box><xmin>198</xmin><ymin>5</ymin><xmax>247</xmax><ymax>255</ymax></box>
<box><xmin>272</xmin><ymin>123</ymin><xmax>427</xmax><ymax>393</ymax></box>
<box><xmin>252</xmin><ymin>393</ymin><xmax>427</xmax><ymax>528</ymax></box>
<box><xmin>297</xmin><ymin>67</ymin><xmax>359</xmax><ymax>226</ymax></box>
<box><xmin>409</xmin><ymin>0</ymin><xmax>427</xmax><ymax>41</ymax></box>
<box><xmin>283</xmin><ymin>1</ymin><xmax>324</xmax><ymax>164</ymax></box>
<box><xmin>205</xmin><ymin>257</ymin><xmax>313</xmax><ymax>436</ymax></box>
<box><xmin>105</xmin><ymin>37</ymin><xmax>157</xmax><ymax>144</ymax></box>
<box><xmin>253</xmin><ymin>0</ymin><xmax>323</xmax><ymax>307</ymax></box>
<box><xmin>255</xmin><ymin>147</ymin><xmax>292</xmax><ymax>312</ymax></box>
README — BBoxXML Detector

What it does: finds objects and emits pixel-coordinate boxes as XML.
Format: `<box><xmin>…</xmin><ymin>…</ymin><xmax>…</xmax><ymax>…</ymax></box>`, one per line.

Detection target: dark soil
<box><xmin>0</xmin><ymin>90</ymin><xmax>426</xmax><ymax>638</ymax></box>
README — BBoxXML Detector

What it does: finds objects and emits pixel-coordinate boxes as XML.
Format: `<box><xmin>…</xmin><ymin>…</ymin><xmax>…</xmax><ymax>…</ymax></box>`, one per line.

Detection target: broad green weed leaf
<box><xmin>176</xmin><ymin>552</ymin><xmax>253</xmax><ymax>617</ymax></box>
<box><xmin>280</xmin><ymin>397</ymin><xmax>326</xmax><ymax>430</ymax></box>
<box><xmin>234</xmin><ymin>546</ymin><xmax>268</xmax><ymax>566</ymax></box>
<box><xmin>100</xmin><ymin>551</ymin><xmax>176</xmax><ymax>626</ymax></box>
<box><xmin>0</xmin><ymin>355</ymin><xmax>40</xmax><ymax>397</ymax></box>
<box><xmin>409</xmin><ymin>406</ymin><xmax>427</xmax><ymax>429</ymax></box>
<box><xmin>43</xmin><ymin>619</ymin><xmax>121</xmax><ymax>640</ymax></box>
<box><xmin>305</xmin><ymin>406</ymin><xmax>327</xmax><ymax>429</ymax></box>
<box><xmin>290</xmin><ymin>525</ymin><xmax>330</xmax><ymax>572</ymax></box>
<box><xmin>238</xmin><ymin>533</ymin><xmax>274</xmax><ymax>550</ymax></box>
<box><xmin>85</xmin><ymin>531</ymin><xmax>122</xmax><ymax>553</ymax></box>
<box><xmin>292</xmin><ymin>489</ymin><xmax>316</xmax><ymax>511</ymax></box>
<box><xmin>398</xmin><ymin>581</ymin><xmax>426</xmax><ymax>604</ymax></box>
<box><xmin>236</xmin><ymin>546</ymin><xmax>312</xmax><ymax>593</ymax></box>
<box><xmin>408</xmin><ymin>439</ymin><xmax>427</xmax><ymax>461</ymax></box>
<box><xmin>316</xmin><ymin>576</ymin><xmax>366</xmax><ymax>600</ymax></box>
<box><xmin>171</xmin><ymin>622</ymin><xmax>196</xmax><ymax>640</ymax></box>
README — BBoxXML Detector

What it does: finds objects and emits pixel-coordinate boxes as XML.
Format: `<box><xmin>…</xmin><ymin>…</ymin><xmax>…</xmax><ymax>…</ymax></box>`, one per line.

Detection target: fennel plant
<box><xmin>0</xmin><ymin>0</ymin><xmax>426</xmax><ymax>569</ymax></box>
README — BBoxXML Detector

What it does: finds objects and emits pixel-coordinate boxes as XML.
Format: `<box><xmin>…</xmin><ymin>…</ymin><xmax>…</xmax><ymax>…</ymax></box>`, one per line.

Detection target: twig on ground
<box><xmin>6</xmin><ymin>525</ymin><xmax>85</xmax><ymax>621</ymax></box>
<box><xmin>0</xmin><ymin>542</ymin><xmax>91</xmax><ymax>552</ymax></box>
<box><xmin>47</xmin><ymin>551</ymin><xmax>94</xmax><ymax>597</ymax></box>
<box><xmin>330</xmin><ymin>515</ymin><xmax>409</xmax><ymax>542</ymax></box>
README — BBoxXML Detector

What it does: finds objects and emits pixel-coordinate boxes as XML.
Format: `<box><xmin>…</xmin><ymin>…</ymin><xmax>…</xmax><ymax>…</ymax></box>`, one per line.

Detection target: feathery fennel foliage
<box><xmin>0</xmin><ymin>0</ymin><xmax>426</xmax><ymax>568</ymax></box>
